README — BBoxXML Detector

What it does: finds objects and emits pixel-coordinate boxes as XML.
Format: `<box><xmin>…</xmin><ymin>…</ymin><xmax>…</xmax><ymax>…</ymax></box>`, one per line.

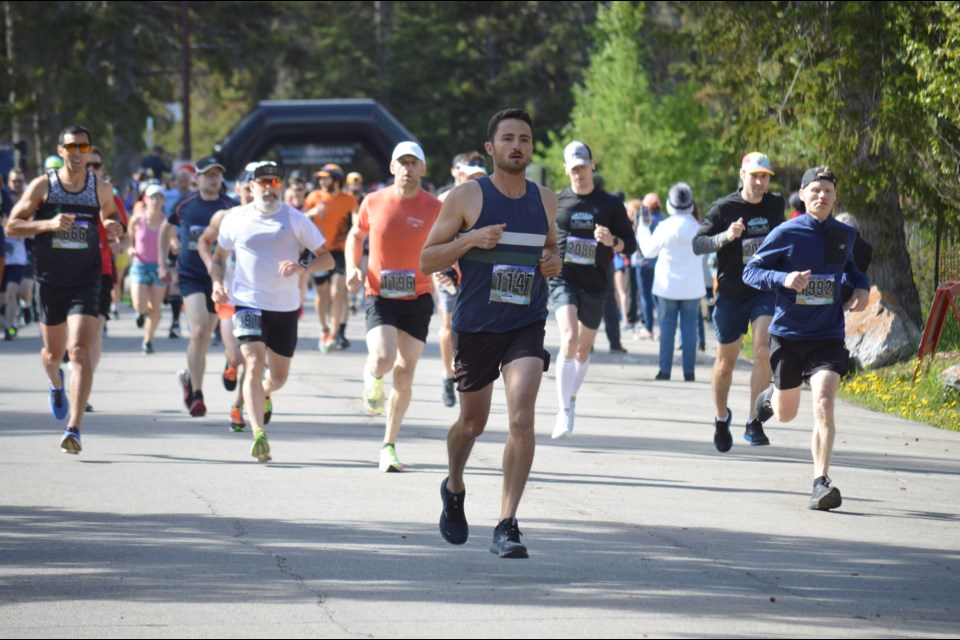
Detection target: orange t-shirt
<box><xmin>305</xmin><ymin>190</ymin><xmax>356</xmax><ymax>252</ymax></box>
<box><xmin>357</xmin><ymin>187</ymin><xmax>442</xmax><ymax>299</ymax></box>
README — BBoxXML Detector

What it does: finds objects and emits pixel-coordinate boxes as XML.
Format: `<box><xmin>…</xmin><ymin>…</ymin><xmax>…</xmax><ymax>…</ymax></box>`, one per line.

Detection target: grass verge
<box><xmin>839</xmin><ymin>352</ymin><xmax>960</xmax><ymax>432</ymax></box>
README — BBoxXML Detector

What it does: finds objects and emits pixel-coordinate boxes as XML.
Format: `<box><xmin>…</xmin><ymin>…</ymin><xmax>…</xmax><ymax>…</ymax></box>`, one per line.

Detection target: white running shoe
<box><xmin>552</xmin><ymin>402</ymin><xmax>576</xmax><ymax>439</ymax></box>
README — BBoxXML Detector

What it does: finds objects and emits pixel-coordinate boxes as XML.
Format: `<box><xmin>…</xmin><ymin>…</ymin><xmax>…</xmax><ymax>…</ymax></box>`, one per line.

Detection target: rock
<box><xmin>943</xmin><ymin>365</ymin><xmax>960</xmax><ymax>392</ymax></box>
<box><xmin>845</xmin><ymin>286</ymin><xmax>922</xmax><ymax>370</ymax></box>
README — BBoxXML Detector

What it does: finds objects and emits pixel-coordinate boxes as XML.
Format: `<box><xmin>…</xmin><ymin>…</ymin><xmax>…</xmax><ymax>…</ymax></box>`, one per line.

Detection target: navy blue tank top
<box><xmin>452</xmin><ymin>177</ymin><xmax>549</xmax><ymax>333</ymax></box>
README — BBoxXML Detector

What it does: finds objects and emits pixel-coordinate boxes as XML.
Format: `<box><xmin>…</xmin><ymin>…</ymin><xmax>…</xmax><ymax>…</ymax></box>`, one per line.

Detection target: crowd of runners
<box><xmin>1</xmin><ymin>108</ymin><xmax>871</xmax><ymax>559</ymax></box>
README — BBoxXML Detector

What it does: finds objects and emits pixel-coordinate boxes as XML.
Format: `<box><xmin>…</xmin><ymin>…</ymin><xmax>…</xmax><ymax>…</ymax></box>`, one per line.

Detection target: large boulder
<box><xmin>943</xmin><ymin>365</ymin><xmax>960</xmax><ymax>392</ymax></box>
<box><xmin>845</xmin><ymin>286</ymin><xmax>922</xmax><ymax>369</ymax></box>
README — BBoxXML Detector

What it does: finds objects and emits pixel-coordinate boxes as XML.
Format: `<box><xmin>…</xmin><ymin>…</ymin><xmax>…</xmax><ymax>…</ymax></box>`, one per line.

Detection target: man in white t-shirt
<box><xmin>210</xmin><ymin>162</ymin><xmax>334</xmax><ymax>462</ymax></box>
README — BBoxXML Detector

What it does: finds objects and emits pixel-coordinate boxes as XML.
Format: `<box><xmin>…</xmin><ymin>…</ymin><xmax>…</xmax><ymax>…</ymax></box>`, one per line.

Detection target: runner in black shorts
<box><xmin>346</xmin><ymin>142</ymin><xmax>442</xmax><ymax>473</ymax></box>
<box><xmin>743</xmin><ymin>166</ymin><xmax>870</xmax><ymax>511</ymax></box>
<box><xmin>421</xmin><ymin>109</ymin><xmax>562</xmax><ymax>559</ymax></box>
<box><xmin>212</xmin><ymin>162</ymin><xmax>333</xmax><ymax>463</ymax></box>
<box><xmin>5</xmin><ymin>125</ymin><xmax>123</xmax><ymax>454</ymax></box>
<box><xmin>550</xmin><ymin>141</ymin><xmax>635</xmax><ymax>439</ymax></box>
<box><xmin>159</xmin><ymin>155</ymin><xmax>236</xmax><ymax>418</ymax></box>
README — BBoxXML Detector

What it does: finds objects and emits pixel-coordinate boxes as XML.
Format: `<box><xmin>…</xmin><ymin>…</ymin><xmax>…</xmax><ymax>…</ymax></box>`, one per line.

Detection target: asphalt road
<box><xmin>1</xmin><ymin>303</ymin><xmax>958</xmax><ymax>638</ymax></box>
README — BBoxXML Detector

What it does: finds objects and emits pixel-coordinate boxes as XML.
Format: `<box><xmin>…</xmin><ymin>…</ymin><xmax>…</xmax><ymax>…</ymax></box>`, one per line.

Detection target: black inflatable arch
<box><xmin>212</xmin><ymin>99</ymin><xmax>418</xmax><ymax>178</ymax></box>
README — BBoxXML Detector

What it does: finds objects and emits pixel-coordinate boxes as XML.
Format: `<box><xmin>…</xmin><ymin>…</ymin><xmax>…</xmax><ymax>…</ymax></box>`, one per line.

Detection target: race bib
<box><xmin>797</xmin><ymin>274</ymin><xmax>835</xmax><ymax>305</ymax></box>
<box><xmin>188</xmin><ymin>225</ymin><xmax>206</xmax><ymax>252</ymax></box>
<box><xmin>380</xmin><ymin>269</ymin><xmax>416</xmax><ymax>299</ymax></box>
<box><xmin>233</xmin><ymin>308</ymin><xmax>263</xmax><ymax>338</ymax></box>
<box><xmin>51</xmin><ymin>220</ymin><xmax>90</xmax><ymax>250</ymax></box>
<box><xmin>490</xmin><ymin>264</ymin><xmax>535</xmax><ymax>306</ymax></box>
<box><xmin>742</xmin><ymin>235</ymin><xmax>765</xmax><ymax>265</ymax></box>
<box><xmin>564</xmin><ymin>236</ymin><xmax>597</xmax><ymax>266</ymax></box>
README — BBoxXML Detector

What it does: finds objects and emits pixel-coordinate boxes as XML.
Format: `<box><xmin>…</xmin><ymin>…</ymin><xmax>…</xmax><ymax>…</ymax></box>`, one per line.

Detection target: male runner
<box><xmin>436</xmin><ymin>151</ymin><xmax>487</xmax><ymax>407</ymax></box>
<box><xmin>306</xmin><ymin>163</ymin><xmax>357</xmax><ymax>352</ymax></box>
<box><xmin>420</xmin><ymin>108</ymin><xmax>561</xmax><ymax>558</ymax></box>
<box><xmin>5</xmin><ymin>125</ymin><xmax>122</xmax><ymax>454</ymax></box>
<box><xmin>159</xmin><ymin>156</ymin><xmax>236</xmax><ymax>417</ymax></box>
<box><xmin>742</xmin><ymin>166</ymin><xmax>869</xmax><ymax>510</ymax></box>
<box><xmin>199</xmin><ymin>163</ymin><xmax>257</xmax><ymax>432</ymax></box>
<box><xmin>211</xmin><ymin>162</ymin><xmax>333</xmax><ymax>462</ymax></box>
<box><xmin>87</xmin><ymin>147</ymin><xmax>129</xmax><ymax>411</ymax></box>
<box><xmin>550</xmin><ymin>141</ymin><xmax>636</xmax><ymax>439</ymax></box>
<box><xmin>346</xmin><ymin>142</ymin><xmax>442</xmax><ymax>473</ymax></box>
<box><xmin>693</xmin><ymin>152</ymin><xmax>784</xmax><ymax>451</ymax></box>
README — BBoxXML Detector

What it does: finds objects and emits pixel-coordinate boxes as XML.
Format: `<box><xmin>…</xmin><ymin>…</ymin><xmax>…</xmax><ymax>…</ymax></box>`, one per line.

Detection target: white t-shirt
<box><xmin>217</xmin><ymin>203</ymin><xmax>326</xmax><ymax>312</ymax></box>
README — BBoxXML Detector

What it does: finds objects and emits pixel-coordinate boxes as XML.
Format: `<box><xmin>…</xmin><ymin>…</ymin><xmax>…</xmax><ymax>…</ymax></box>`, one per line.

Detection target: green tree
<box><xmin>537</xmin><ymin>2</ymin><xmax>722</xmax><ymax>203</ymax></box>
<box><xmin>683</xmin><ymin>0</ymin><xmax>936</xmax><ymax>328</ymax></box>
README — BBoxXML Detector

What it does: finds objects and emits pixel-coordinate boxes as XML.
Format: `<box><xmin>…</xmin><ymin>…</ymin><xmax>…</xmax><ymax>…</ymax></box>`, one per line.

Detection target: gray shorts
<box><xmin>548</xmin><ymin>278</ymin><xmax>606</xmax><ymax>330</ymax></box>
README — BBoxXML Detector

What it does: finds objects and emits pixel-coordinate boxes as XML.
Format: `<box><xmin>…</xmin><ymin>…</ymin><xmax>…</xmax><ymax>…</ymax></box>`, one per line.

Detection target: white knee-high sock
<box><xmin>557</xmin><ymin>357</ymin><xmax>576</xmax><ymax>410</ymax></box>
<box><xmin>573</xmin><ymin>357</ymin><xmax>590</xmax><ymax>396</ymax></box>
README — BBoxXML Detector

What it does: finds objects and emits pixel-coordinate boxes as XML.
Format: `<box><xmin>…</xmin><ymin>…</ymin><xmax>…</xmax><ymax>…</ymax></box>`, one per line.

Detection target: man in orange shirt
<box><xmin>346</xmin><ymin>142</ymin><xmax>442</xmax><ymax>472</ymax></box>
<box><xmin>305</xmin><ymin>163</ymin><xmax>356</xmax><ymax>352</ymax></box>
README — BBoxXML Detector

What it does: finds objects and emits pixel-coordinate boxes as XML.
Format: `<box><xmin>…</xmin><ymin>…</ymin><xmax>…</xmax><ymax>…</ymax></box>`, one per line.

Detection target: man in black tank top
<box><xmin>5</xmin><ymin>125</ymin><xmax>123</xmax><ymax>455</ymax></box>
<box><xmin>421</xmin><ymin>109</ymin><xmax>562</xmax><ymax>559</ymax></box>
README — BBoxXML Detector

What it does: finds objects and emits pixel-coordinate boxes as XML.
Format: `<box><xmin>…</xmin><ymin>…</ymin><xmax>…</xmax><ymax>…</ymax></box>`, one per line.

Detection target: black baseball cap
<box><xmin>196</xmin><ymin>156</ymin><xmax>226</xmax><ymax>174</ymax></box>
<box><xmin>800</xmin><ymin>166</ymin><xmax>836</xmax><ymax>189</ymax></box>
<box><xmin>253</xmin><ymin>162</ymin><xmax>286</xmax><ymax>181</ymax></box>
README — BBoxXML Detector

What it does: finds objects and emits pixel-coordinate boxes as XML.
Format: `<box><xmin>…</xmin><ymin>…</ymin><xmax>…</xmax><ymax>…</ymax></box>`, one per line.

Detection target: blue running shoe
<box><xmin>60</xmin><ymin>428</ymin><xmax>81</xmax><ymax>455</ymax></box>
<box><xmin>49</xmin><ymin>369</ymin><xmax>69</xmax><ymax>421</ymax></box>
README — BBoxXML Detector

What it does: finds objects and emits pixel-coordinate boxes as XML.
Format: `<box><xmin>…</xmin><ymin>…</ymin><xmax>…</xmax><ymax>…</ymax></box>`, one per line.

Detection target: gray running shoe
<box><xmin>809</xmin><ymin>476</ymin><xmax>842</xmax><ymax>511</ymax></box>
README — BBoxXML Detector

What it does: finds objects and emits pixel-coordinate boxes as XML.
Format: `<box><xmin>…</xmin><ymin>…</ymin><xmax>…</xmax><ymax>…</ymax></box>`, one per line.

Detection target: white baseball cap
<box><xmin>391</xmin><ymin>141</ymin><xmax>426</xmax><ymax>165</ymax></box>
<box><xmin>563</xmin><ymin>141</ymin><xmax>593</xmax><ymax>170</ymax></box>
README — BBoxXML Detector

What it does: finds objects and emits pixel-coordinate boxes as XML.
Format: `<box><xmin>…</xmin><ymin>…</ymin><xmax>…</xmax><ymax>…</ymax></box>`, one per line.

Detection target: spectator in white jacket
<box><xmin>637</xmin><ymin>182</ymin><xmax>706</xmax><ymax>381</ymax></box>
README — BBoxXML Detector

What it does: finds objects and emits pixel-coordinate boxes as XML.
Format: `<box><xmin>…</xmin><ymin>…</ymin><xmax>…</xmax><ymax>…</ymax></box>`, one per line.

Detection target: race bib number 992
<box><xmin>796</xmin><ymin>274</ymin><xmax>835</xmax><ymax>305</ymax></box>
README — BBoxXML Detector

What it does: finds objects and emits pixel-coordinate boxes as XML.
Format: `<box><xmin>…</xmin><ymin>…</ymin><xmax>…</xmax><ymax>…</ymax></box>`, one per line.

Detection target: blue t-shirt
<box><xmin>167</xmin><ymin>191</ymin><xmax>236</xmax><ymax>281</ymax></box>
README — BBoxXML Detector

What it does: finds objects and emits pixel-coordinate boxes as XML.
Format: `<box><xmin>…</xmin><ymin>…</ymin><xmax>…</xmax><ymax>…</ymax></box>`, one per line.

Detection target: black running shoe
<box><xmin>489</xmin><ymin>517</ymin><xmax>528</xmax><ymax>559</ymax></box>
<box><xmin>714</xmin><ymin>409</ymin><xmax>733</xmax><ymax>453</ymax></box>
<box><xmin>439</xmin><ymin>478</ymin><xmax>468</xmax><ymax>544</ymax></box>
<box><xmin>744</xmin><ymin>419</ymin><xmax>770</xmax><ymax>446</ymax></box>
<box><xmin>336</xmin><ymin>334</ymin><xmax>351</xmax><ymax>350</ymax></box>
<box><xmin>655</xmin><ymin>370</ymin><xmax>670</xmax><ymax>381</ymax></box>
<box><xmin>441</xmin><ymin>377</ymin><xmax>456</xmax><ymax>408</ymax></box>
<box><xmin>136</xmin><ymin>313</ymin><xmax>145</xmax><ymax>328</ymax></box>
<box><xmin>755</xmin><ymin>384</ymin><xmax>775</xmax><ymax>424</ymax></box>
<box><xmin>809</xmin><ymin>476</ymin><xmax>842</xmax><ymax>511</ymax></box>
<box><xmin>223</xmin><ymin>361</ymin><xmax>238</xmax><ymax>392</ymax></box>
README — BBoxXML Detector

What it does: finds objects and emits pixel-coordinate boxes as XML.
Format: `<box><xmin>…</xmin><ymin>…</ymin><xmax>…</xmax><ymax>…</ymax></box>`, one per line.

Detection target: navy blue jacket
<box><xmin>742</xmin><ymin>213</ymin><xmax>869</xmax><ymax>341</ymax></box>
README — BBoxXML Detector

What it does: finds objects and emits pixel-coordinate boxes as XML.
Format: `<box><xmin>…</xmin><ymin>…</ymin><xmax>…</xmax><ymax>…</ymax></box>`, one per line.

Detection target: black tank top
<box><xmin>35</xmin><ymin>169</ymin><xmax>101</xmax><ymax>287</ymax></box>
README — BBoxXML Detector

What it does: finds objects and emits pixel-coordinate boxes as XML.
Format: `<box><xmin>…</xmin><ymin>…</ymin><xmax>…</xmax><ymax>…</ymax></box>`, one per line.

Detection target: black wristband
<box><xmin>299</xmin><ymin>249</ymin><xmax>314</xmax><ymax>269</ymax></box>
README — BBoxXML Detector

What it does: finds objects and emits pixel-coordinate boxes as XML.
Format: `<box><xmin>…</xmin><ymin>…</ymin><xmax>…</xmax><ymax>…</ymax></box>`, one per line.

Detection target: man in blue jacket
<box><xmin>742</xmin><ymin>166</ymin><xmax>870</xmax><ymax>510</ymax></box>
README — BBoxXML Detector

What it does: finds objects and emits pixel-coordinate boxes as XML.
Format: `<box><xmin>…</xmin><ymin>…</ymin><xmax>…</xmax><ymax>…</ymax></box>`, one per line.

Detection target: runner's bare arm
<box><xmin>97</xmin><ymin>179</ymin><xmax>123</xmax><ymax>241</ymax></box>
<box><xmin>5</xmin><ymin>175</ymin><xmax>64</xmax><ymax>238</ymax></box>
<box><xmin>157</xmin><ymin>220</ymin><xmax>176</xmax><ymax>282</ymax></box>
<box><xmin>210</xmin><ymin>246</ymin><xmax>230</xmax><ymax>303</ymax></box>
<box><xmin>537</xmin><ymin>186</ymin><xmax>561</xmax><ymax>277</ymax></box>
<box><xmin>420</xmin><ymin>181</ymin><xmax>499</xmax><ymax>274</ymax></box>
<box><xmin>198</xmin><ymin>209</ymin><xmax>228</xmax><ymax>272</ymax></box>
<box><xmin>345</xmin><ymin>223</ymin><xmax>368</xmax><ymax>292</ymax></box>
